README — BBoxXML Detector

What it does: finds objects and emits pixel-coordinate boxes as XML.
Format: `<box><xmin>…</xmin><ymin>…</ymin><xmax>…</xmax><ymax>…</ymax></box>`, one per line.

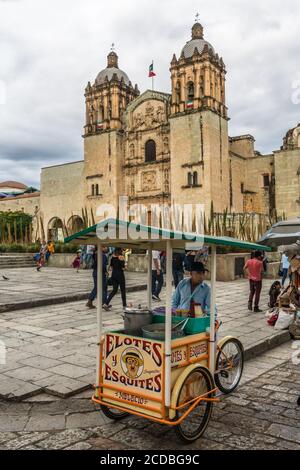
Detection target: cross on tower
<box><xmin>195</xmin><ymin>13</ymin><xmax>200</xmax><ymax>23</ymax></box>
<box><xmin>110</xmin><ymin>43</ymin><xmax>115</xmax><ymax>52</ymax></box>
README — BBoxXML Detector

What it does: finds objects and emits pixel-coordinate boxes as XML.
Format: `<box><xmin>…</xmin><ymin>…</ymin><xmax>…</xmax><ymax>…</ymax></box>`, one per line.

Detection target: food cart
<box><xmin>65</xmin><ymin>218</ymin><xmax>271</xmax><ymax>443</ymax></box>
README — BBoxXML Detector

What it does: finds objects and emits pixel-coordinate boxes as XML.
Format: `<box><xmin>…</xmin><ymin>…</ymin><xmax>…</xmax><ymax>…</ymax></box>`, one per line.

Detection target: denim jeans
<box><xmin>89</xmin><ymin>272</ymin><xmax>108</xmax><ymax>305</ymax></box>
<box><xmin>152</xmin><ymin>270</ymin><xmax>164</xmax><ymax>297</ymax></box>
<box><xmin>282</xmin><ymin>268</ymin><xmax>289</xmax><ymax>286</ymax></box>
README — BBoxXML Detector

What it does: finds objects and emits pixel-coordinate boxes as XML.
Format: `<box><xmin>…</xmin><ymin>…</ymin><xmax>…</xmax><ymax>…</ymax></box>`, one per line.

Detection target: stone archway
<box><xmin>67</xmin><ymin>215</ymin><xmax>84</xmax><ymax>235</ymax></box>
<box><xmin>48</xmin><ymin>217</ymin><xmax>64</xmax><ymax>242</ymax></box>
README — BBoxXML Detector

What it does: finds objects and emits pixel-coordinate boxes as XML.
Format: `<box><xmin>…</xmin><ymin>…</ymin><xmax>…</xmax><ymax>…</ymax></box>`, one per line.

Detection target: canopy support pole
<box><xmin>165</xmin><ymin>240</ymin><xmax>173</xmax><ymax>407</ymax></box>
<box><xmin>147</xmin><ymin>244</ymin><xmax>152</xmax><ymax>309</ymax></box>
<box><xmin>209</xmin><ymin>244</ymin><xmax>216</xmax><ymax>374</ymax></box>
<box><xmin>95</xmin><ymin>242</ymin><xmax>103</xmax><ymax>397</ymax></box>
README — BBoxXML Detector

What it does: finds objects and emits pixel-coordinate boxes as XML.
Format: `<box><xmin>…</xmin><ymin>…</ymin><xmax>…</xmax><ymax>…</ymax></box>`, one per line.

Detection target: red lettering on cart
<box><xmin>105</xmin><ymin>334</ymin><xmax>163</xmax><ymax>367</ymax></box>
<box><xmin>190</xmin><ymin>343</ymin><xmax>207</xmax><ymax>358</ymax></box>
<box><xmin>104</xmin><ymin>366</ymin><xmax>162</xmax><ymax>393</ymax></box>
<box><xmin>104</xmin><ymin>364</ymin><xmax>119</xmax><ymax>382</ymax></box>
<box><xmin>152</xmin><ymin>342</ymin><xmax>162</xmax><ymax>367</ymax></box>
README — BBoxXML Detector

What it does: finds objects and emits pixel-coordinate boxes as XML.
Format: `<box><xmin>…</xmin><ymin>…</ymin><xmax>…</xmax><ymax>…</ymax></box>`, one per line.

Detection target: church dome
<box><xmin>95</xmin><ymin>50</ymin><xmax>130</xmax><ymax>86</ymax></box>
<box><xmin>181</xmin><ymin>22</ymin><xmax>215</xmax><ymax>58</ymax></box>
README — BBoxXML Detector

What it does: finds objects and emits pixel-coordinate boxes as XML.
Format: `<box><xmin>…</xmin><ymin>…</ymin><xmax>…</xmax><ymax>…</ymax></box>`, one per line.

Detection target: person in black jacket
<box><xmin>86</xmin><ymin>247</ymin><xmax>110</xmax><ymax>310</ymax></box>
<box><xmin>106</xmin><ymin>248</ymin><xmax>127</xmax><ymax>308</ymax></box>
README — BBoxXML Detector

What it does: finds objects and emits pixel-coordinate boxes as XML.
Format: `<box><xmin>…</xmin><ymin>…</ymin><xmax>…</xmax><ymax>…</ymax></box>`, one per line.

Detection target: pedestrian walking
<box><xmin>72</xmin><ymin>250</ymin><xmax>81</xmax><ymax>273</ymax></box>
<box><xmin>36</xmin><ymin>240</ymin><xmax>47</xmax><ymax>271</ymax></box>
<box><xmin>106</xmin><ymin>248</ymin><xmax>127</xmax><ymax>308</ymax></box>
<box><xmin>84</xmin><ymin>245</ymin><xmax>95</xmax><ymax>269</ymax></box>
<box><xmin>172</xmin><ymin>252</ymin><xmax>185</xmax><ymax>288</ymax></box>
<box><xmin>86</xmin><ymin>247</ymin><xmax>110</xmax><ymax>310</ymax></box>
<box><xmin>281</xmin><ymin>252</ymin><xmax>290</xmax><ymax>287</ymax></box>
<box><xmin>160</xmin><ymin>251</ymin><xmax>166</xmax><ymax>274</ymax></box>
<box><xmin>244</xmin><ymin>251</ymin><xmax>264</xmax><ymax>312</ymax></box>
<box><xmin>151</xmin><ymin>250</ymin><xmax>163</xmax><ymax>301</ymax></box>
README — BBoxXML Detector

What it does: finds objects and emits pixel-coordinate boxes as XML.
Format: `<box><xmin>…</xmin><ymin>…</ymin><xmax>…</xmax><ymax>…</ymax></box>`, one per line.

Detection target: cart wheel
<box><xmin>215</xmin><ymin>338</ymin><xmax>244</xmax><ymax>394</ymax></box>
<box><xmin>175</xmin><ymin>366</ymin><xmax>214</xmax><ymax>443</ymax></box>
<box><xmin>100</xmin><ymin>404</ymin><xmax>128</xmax><ymax>421</ymax></box>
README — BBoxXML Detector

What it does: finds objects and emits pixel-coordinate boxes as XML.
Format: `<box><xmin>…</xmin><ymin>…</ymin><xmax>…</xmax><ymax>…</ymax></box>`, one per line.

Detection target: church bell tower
<box><xmin>83</xmin><ymin>47</ymin><xmax>139</xmax><ymax>218</ymax></box>
<box><xmin>169</xmin><ymin>20</ymin><xmax>230</xmax><ymax>214</ymax></box>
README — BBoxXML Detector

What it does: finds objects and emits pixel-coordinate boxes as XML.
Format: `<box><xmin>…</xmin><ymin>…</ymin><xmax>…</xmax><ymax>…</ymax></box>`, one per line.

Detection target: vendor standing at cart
<box><xmin>172</xmin><ymin>262</ymin><xmax>210</xmax><ymax>316</ymax></box>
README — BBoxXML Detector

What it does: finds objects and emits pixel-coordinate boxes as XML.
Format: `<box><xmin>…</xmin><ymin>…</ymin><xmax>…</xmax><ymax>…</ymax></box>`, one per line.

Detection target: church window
<box><xmin>95</xmin><ymin>184</ymin><xmax>99</xmax><ymax>195</ymax></box>
<box><xmin>263</xmin><ymin>174</ymin><xmax>270</xmax><ymax>187</ymax></box>
<box><xmin>175</xmin><ymin>81</ymin><xmax>181</xmax><ymax>104</ymax></box>
<box><xmin>163</xmin><ymin>138</ymin><xmax>169</xmax><ymax>154</ymax></box>
<box><xmin>145</xmin><ymin>139</ymin><xmax>156</xmax><ymax>162</ymax></box>
<box><xmin>241</xmin><ymin>183</ymin><xmax>244</xmax><ymax>193</ymax></box>
<box><xmin>187</xmin><ymin>82</ymin><xmax>194</xmax><ymax>101</ymax></box>
<box><xmin>193</xmin><ymin>171</ymin><xmax>198</xmax><ymax>186</ymax></box>
<box><xmin>187</xmin><ymin>172</ymin><xmax>193</xmax><ymax>186</ymax></box>
<box><xmin>200</xmin><ymin>75</ymin><xmax>204</xmax><ymax>96</ymax></box>
<box><xmin>91</xmin><ymin>184</ymin><xmax>95</xmax><ymax>196</ymax></box>
<box><xmin>129</xmin><ymin>144</ymin><xmax>135</xmax><ymax>158</ymax></box>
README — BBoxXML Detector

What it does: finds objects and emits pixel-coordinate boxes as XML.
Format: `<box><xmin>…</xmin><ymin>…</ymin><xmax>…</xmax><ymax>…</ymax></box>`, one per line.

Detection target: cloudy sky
<box><xmin>0</xmin><ymin>0</ymin><xmax>300</xmax><ymax>188</ymax></box>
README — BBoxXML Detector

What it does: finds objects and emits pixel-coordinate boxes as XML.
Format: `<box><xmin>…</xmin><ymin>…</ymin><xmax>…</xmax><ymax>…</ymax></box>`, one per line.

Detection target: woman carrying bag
<box><xmin>106</xmin><ymin>248</ymin><xmax>127</xmax><ymax>308</ymax></box>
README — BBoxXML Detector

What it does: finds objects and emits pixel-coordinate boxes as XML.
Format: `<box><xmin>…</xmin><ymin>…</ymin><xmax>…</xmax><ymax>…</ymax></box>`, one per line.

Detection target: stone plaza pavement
<box><xmin>0</xmin><ymin>267</ymin><xmax>146</xmax><ymax>312</ymax></box>
<box><xmin>0</xmin><ymin>267</ymin><xmax>290</xmax><ymax>400</ymax></box>
<box><xmin>0</xmin><ymin>342</ymin><xmax>299</xmax><ymax>450</ymax></box>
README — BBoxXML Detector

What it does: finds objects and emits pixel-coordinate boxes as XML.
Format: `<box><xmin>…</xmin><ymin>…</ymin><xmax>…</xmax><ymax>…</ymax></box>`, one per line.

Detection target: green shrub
<box><xmin>0</xmin><ymin>242</ymin><xmax>78</xmax><ymax>254</ymax></box>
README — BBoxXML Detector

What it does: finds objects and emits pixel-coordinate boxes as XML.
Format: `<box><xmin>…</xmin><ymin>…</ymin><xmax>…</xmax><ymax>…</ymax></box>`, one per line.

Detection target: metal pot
<box><xmin>122</xmin><ymin>306</ymin><xmax>153</xmax><ymax>332</ymax></box>
<box><xmin>142</xmin><ymin>323</ymin><xmax>185</xmax><ymax>340</ymax></box>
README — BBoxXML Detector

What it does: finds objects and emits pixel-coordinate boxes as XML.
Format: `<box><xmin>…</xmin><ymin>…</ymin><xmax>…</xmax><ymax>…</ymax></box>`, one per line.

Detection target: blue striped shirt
<box><xmin>172</xmin><ymin>278</ymin><xmax>211</xmax><ymax>312</ymax></box>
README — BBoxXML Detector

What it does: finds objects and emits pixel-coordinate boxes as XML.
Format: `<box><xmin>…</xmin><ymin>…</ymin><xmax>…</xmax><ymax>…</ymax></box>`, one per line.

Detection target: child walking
<box><xmin>72</xmin><ymin>250</ymin><xmax>81</xmax><ymax>273</ymax></box>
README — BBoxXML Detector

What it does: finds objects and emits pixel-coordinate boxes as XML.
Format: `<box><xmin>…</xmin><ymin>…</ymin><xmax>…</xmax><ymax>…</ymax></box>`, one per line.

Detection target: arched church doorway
<box><xmin>67</xmin><ymin>215</ymin><xmax>84</xmax><ymax>235</ymax></box>
<box><xmin>48</xmin><ymin>217</ymin><xmax>64</xmax><ymax>242</ymax></box>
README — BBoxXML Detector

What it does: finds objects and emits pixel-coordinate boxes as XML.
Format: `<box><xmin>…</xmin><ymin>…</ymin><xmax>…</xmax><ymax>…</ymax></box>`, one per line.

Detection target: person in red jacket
<box><xmin>244</xmin><ymin>251</ymin><xmax>264</xmax><ymax>312</ymax></box>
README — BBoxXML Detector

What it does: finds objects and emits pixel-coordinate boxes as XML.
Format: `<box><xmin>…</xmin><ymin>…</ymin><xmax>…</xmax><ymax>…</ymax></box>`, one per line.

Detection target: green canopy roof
<box><xmin>64</xmin><ymin>218</ymin><xmax>271</xmax><ymax>252</ymax></box>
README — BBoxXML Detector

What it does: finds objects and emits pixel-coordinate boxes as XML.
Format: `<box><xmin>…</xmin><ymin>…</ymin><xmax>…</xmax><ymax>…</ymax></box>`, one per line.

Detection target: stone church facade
<box><xmin>1</xmin><ymin>21</ymin><xmax>300</xmax><ymax>240</ymax></box>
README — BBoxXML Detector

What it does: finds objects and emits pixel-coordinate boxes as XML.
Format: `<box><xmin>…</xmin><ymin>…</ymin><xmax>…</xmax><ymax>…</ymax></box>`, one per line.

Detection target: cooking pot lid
<box><xmin>124</xmin><ymin>307</ymin><xmax>152</xmax><ymax>314</ymax></box>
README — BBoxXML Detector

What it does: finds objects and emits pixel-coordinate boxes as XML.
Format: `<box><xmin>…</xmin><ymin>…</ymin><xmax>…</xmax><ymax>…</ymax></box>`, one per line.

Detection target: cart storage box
<box><xmin>153</xmin><ymin>313</ymin><xmax>210</xmax><ymax>335</ymax></box>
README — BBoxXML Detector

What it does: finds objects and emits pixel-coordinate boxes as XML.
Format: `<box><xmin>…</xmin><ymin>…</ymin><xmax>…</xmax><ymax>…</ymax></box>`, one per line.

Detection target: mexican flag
<box><xmin>148</xmin><ymin>62</ymin><xmax>156</xmax><ymax>77</ymax></box>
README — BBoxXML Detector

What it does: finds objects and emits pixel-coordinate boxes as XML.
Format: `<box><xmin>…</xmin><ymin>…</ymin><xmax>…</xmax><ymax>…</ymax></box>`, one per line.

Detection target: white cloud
<box><xmin>0</xmin><ymin>0</ymin><xmax>300</xmax><ymax>187</ymax></box>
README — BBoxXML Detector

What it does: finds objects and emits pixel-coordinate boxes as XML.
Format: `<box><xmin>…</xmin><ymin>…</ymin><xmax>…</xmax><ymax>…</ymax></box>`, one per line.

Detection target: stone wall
<box><xmin>169</xmin><ymin>110</ymin><xmax>230</xmax><ymax>215</ymax></box>
<box><xmin>274</xmin><ymin>148</ymin><xmax>300</xmax><ymax>218</ymax></box>
<box><xmin>243</xmin><ymin>155</ymin><xmax>274</xmax><ymax>214</ymax></box>
<box><xmin>230</xmin><ymin>154</ymin><xmax>246</xmax><ymax>212</ymax></box>
<box><xmin>84</xmin><ymin>131</ymin><xmax>124</xmax><ymax>220</ymax></box>
<box><xmin>229</xmin><ymin>135</ymin><xmax>255</xmax><ymax>158</ymax></box>
<box><xmin>40</xmin><ymin>161</ymin><xmax>84</xmax><ymax>237</ymax></box>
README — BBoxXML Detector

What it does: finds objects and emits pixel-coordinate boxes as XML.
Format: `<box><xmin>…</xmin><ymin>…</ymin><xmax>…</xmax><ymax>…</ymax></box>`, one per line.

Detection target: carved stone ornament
<box><xmin>142</xmin><ymin>170</ymin><xmax>156</xmax><ymax>191</ymax></box>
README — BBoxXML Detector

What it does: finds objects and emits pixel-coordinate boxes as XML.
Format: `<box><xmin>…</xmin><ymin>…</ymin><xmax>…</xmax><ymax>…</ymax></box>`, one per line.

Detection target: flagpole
<box><xmin>152</xmin><ymin>60</ymin><xmax>154</xmax><ymax>91</ymax></box>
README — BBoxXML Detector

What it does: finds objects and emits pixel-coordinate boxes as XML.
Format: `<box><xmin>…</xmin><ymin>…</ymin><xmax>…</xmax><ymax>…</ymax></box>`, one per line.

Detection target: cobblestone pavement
<box><xmin>0</xmin><ymin>342</ymin><xmax>299</xmax><ymax>450</ymax></box>
<box><xmin>0</xmin><ymin>267</ymin><xmax>145</xmax><ymax>309</ymax></box>
<box><xmin>0</xmin><ymin>272</ymin><xmax>290</xmax><ymax>399</ymax></box>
